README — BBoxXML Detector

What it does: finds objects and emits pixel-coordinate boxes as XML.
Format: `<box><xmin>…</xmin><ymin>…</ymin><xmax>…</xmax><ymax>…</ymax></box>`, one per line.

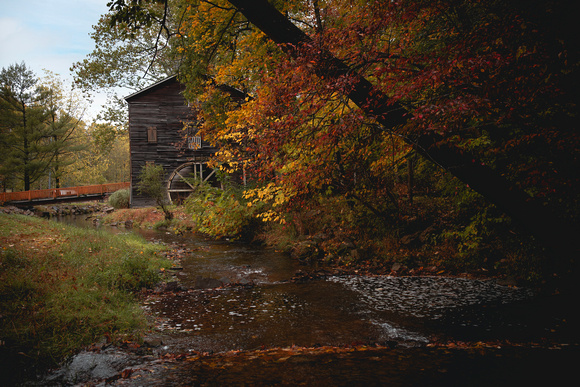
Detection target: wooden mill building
<box><xmin>125</xmin><ymin>75</ymin><xmax>244</xmax><ymax>207</ymax></box>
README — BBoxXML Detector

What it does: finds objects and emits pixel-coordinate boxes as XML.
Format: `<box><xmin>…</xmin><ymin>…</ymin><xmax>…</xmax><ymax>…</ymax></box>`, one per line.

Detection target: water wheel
<box><xmin>166</xmin><ymin>162</ymin><xmax>219</xmax><ymax>204</ymax></box>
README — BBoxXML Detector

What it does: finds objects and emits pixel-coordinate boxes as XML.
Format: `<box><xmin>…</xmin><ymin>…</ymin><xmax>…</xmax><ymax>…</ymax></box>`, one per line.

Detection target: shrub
<box><xmin>108</xmin><ymin>188</ymin><xmax>130</xmax><ymax>209</ymax></box>
<box><xmin>183</xmin><ymin>180</ymin><xmax>258</xmax><ymax>239</ymax></box>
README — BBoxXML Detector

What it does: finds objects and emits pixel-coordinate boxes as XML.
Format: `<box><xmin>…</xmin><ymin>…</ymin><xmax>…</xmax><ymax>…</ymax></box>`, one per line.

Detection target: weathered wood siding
<box><xmin>126</xmin><ymin>76</ymin><xmax>217</xmax><ymax>207</ymax></box>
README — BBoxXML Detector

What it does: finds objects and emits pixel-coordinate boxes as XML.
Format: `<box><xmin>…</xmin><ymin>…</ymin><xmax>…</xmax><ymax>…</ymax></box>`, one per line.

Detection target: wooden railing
<box><xmin>0</xmin><ymin>182</ymin><xmax>130</xmax><ymax>204</ymax></box>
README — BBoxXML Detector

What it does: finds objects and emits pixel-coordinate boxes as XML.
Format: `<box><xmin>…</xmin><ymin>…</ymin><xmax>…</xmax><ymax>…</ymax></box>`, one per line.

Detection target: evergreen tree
<box><xmin>0</xmin><ymin>62</ymin><xmax>50</xmax><ymax>191</ymax></box>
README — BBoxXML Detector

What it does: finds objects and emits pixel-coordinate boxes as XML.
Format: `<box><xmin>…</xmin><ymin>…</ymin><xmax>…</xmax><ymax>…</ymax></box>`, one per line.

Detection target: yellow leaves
<box><xmin>259</xmin><ymin>210</ymin><xmax>286</xmax><ymax>224</ymax></box>
<box><xmin>243</xmin><ymin>183</ymin><xmax>295</xmax><ymax>224</ymax></box>
<box><xmin>214</xmin><ymin>150</ymin><xmax>240</xmax><ymax>170</ymax></box>
<box><xmin>221</xmin><ymin>131</ymin><xmax>244</xmax><ymax>142</ymax></box>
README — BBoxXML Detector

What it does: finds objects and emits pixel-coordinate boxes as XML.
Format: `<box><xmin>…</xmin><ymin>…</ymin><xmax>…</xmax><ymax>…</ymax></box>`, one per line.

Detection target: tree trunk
<box><xmin>407</xmin><ymin>154</ymin><xmax>414</xmax><ymax>205</ymax></box>
<box><xmin>55</xmin><ymin>164</ymin><xmax>60</xmax><ymax>189</ymax></box>
<box><xmin>227</xmin><ymin>0</ymin><xmax>579</xmax><ymax>267</ymax></box>
<box><xmin>22</xmin><ymin>101</ymin><xmax>30</xmax><ymax>191</ymax></box>
<box><xmin>23</xmin><ymin>136</ymin><xmax>30</xmax><ymax>191</ymax></box>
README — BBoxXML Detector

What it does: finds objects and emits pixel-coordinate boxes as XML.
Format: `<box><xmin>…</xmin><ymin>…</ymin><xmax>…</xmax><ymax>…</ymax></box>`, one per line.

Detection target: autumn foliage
<box><xmin>108</xmin><ymin>0</ymin><xmax>578</xmax><ymax>284</ymax></box>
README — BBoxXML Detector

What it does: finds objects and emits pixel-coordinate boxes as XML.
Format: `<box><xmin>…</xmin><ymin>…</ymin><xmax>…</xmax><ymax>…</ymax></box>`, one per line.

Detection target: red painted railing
<box><xmin>0</xmin><ymin>182</ymin><xmax>130</xmax><ymax>204</ymax></box>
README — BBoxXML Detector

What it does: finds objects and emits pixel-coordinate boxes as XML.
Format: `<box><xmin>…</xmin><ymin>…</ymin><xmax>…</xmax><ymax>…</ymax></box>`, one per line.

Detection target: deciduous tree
<box><xmin>38</xmin><ymin>71</ymin><xmax>88</xmax><ymax>188</ymax></box>
<box><xmin>218</xmin><ymin>0</ymin><xmax>578</xmax><ymax>262</ymax></box>
<box><xmin>107</xmin><ymin>0</ymin><xmax>579</xmax><ymax>280</ymax></box>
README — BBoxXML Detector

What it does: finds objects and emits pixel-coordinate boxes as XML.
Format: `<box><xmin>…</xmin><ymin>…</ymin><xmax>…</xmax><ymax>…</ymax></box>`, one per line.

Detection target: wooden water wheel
<box><xmin>166</xmin><ymin>162</ymin><xmax>219</xmax><ymax>204</ymax></box>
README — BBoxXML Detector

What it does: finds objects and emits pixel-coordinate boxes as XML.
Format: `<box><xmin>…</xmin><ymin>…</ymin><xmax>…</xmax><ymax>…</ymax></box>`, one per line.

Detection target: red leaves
<box><xmin>181</xmin><ymin>0</ymin><xmax>576</xmax><ymax>234</ymax></box>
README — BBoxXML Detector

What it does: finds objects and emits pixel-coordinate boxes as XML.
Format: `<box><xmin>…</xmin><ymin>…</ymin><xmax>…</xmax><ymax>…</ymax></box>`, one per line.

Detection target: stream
<box><xmin>43</xmin><ymin>216</ymin><xmax>579</xmax><ymax>386</ymax></box>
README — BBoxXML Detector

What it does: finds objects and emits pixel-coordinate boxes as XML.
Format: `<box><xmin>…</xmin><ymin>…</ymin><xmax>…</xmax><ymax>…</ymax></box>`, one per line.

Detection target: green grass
<box><xmin>0</xmin><ymin>213</ymin><xmax>171</xmax><ymax>377</ymax></box>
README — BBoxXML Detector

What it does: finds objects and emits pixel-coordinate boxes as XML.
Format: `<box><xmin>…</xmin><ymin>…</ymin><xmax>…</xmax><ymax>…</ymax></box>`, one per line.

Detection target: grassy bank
<box><xmin>103</xmin><ymin>206</ymin><xmax>196</xmax><ymax>232</ymax></box>
<box><xmin>0</xmin><ymin>213</ymin><xmax>171</xmax><ymax>381</ymax></box>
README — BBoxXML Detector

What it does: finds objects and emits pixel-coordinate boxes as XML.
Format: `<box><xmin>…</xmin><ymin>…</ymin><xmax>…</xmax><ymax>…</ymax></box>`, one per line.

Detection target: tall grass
<box><xmin>0</xmin><ymin>214</ymin><xmax>171</xmax><ymax>379</ymax></box>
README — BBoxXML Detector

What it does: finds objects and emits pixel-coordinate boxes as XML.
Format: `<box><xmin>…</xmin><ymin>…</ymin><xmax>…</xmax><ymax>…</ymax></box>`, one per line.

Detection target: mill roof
<box><xmin>124</xmin><ymin>75</ymin><xmax>179</xmax><ymax>102</ymax></box>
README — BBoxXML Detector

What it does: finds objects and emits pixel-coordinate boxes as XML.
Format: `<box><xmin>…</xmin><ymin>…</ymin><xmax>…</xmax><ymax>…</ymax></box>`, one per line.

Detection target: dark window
<box><xmin>147</xmin><ymin>127</ymin><xmax>157</xmax><ymax>143</ymax></box>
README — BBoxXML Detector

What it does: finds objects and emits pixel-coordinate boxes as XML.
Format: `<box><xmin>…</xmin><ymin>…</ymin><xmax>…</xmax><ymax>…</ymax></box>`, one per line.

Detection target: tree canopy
<box><xmin>106</xmin><ymin>0</ymin><xmax>579</xmax><ymax>285</ymax></box>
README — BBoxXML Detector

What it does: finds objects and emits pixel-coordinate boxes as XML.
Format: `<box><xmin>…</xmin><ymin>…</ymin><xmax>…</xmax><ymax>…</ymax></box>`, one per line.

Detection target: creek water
<box><xmin>47</xmin><ymin>216</ymin><xmax>579</xmax><ymax>386</ymax></box>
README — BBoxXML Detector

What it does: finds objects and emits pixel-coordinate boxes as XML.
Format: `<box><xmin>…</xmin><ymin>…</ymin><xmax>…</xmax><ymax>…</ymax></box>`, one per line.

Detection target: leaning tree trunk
<box><xmin>227</xmin><ymin>0</ymin><xmax>578</xmax><ymax>273</ymax></box>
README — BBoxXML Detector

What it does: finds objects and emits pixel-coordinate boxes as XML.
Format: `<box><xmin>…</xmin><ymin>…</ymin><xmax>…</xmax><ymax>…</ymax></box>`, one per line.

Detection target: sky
<box><xmin>0</xmin><ymin>0</ymin><xmax>118</xmax><ymax>120</ymax></box>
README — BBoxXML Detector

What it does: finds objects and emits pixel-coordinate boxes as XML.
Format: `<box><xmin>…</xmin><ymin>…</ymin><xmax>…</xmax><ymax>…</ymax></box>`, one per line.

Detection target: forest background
<box><xmin>2</xmin><ymin>0</ymin><xmax>578</xmax><ymax>291</ymax></box>
<box><xmin>0</xmin><ymin>64</ymin><xmax>129</xmax><ymax>191</ymax></box>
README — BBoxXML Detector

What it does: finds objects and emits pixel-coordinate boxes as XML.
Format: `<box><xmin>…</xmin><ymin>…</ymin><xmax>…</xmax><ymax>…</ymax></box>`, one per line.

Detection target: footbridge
<box><xmin>0</xmin><ymin>182</ymin><xmax>130</xmax><ymax>206</ymax></box>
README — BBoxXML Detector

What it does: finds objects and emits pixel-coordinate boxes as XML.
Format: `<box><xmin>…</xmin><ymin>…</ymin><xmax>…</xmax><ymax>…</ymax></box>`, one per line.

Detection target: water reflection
<box><xmin>145</xmin><ymin>281</ymin><xmax>398</xmax><ymax>353</ymax></box>
<box><xmin>56</xmin><ymin>215</ymin><xmax>576</xmax><ymax>352</ymax></box>
<box><xmin>329</xmin><ymin>275</ymin><xmax>534</xmax><ymax>319</ymax></box>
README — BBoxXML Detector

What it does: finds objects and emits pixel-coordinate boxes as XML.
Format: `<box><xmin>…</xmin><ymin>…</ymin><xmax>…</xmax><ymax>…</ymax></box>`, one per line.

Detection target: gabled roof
<box><xmin>124</xmin><ymin>75</ymin><xmax>179</xmax><ymax>102</ymax></box>
<box><xmin>124</xmin><ymin>74</ymin><xmax>250</xmax><ymax>103</ymax></box>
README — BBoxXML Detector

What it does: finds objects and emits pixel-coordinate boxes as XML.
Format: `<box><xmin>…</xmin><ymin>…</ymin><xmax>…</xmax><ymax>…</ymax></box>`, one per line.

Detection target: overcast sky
<box><xmin>0</xmin><ymin>0</ymin><xmax>116</xmax><ymax>119</ymax></box>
